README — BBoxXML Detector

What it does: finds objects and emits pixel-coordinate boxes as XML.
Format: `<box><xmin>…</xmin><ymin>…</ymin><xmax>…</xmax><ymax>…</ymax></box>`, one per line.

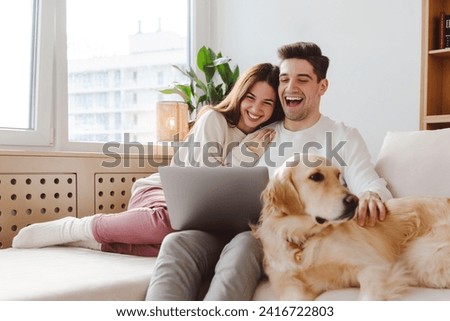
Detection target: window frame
<box><xmin>0</xmin><ymin>0</ymin><xmax>55</xmax><ymax>147</ymax></box>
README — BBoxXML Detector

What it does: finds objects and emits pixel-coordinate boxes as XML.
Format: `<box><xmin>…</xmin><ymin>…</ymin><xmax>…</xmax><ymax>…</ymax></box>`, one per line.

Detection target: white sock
<box><xmin>12</xmin><ymin>215</ymin><xmax>99</xmax><ymax>249</ymax></box>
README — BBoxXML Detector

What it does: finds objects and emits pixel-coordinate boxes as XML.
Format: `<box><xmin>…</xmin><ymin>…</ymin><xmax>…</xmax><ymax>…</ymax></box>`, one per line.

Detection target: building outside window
<box><xmin>67</xmin><ymin>0</ymin><xmax>190</xmax><ymax>144</ymax></box>
<box><xmin>0</xmin><ymin>0</ymin><xmax>190</xmax><ymax>148</ymax></box>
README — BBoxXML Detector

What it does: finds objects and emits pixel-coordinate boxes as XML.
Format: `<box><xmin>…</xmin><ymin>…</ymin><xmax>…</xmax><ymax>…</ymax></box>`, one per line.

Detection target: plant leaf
<box><xmin>174</xmin><ymin>84</ymin><xmax>191</xmax><ymax>98</ymax></box>
<box><xmin>194</xmin><ymin>79</ymin><xmax>208</xmax><ymax>94</ymax></box>
<box><xmin>197</xmin><ymin>94</ymin><xmax>207</xmax><ymax>109</ymax></box>
<box><xmin>173</xmin><ymin>84</ymin><xmax>195</xmax><ymax>112</ymax></box>
<box><xmin>207</xmin><ymin>83</ymin><xmax>223</xmax><ymax>105</ymax></box>
<box><xmin>212</xmin><ymin>56</ymin><xmax>232</xmax><ymax>66</ymax></box>
<box><xmin>159</xmin><ymin>88</ymin><xmax>177</xmax><ymax>95</ymax></box>
<box><xmin>217</xmin><ymin>63</ymin><xmax>233</xmax><ymax>86</ymax></box>
<box><xmin>197</xmin><ymin>46</ymin><xmax>216</xmax><ymax>82</ymax></box>
<box><xmin>172</xmin><ymin>65</ymin><xmax>191</xmax><ymax>79</ymax></box>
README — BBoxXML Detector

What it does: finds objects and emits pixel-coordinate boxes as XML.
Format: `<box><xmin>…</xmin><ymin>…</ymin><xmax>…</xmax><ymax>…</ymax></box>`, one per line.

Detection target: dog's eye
<box><xmin>309</xmin><ymin>172</ymin><xmax>324</xmax><ymax>182</ymax></box>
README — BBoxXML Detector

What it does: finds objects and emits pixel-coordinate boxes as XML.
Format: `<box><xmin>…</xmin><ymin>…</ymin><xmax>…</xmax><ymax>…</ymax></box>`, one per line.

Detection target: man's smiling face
<box><xmin>278</xmin><ymin>58</ymin><xmax>328</xmax><ymax>130</ymax></box>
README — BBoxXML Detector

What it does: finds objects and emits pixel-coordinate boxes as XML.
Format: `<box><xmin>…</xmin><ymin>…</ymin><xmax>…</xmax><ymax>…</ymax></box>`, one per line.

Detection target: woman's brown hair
<box><xmin>198</xmin><ymin>62</ymin><xmax>283</xmax><ymax>130</ymax></box>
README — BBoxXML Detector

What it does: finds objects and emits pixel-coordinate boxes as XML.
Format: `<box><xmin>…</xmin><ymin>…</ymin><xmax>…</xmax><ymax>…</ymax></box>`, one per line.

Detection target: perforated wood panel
<box><xmin>0</xmin><ymin>173</ymin><xmax>77</xmax><ymax>248</ymax></box>
<box><xmin>94</xmin><ymin>173</ymin><xmax>149</xmax><ymax>214</ymax></box>
<box><xmin>0</xmin><ymin>151</ymin><xmax>163</xmax><ymax>248</ymax></box>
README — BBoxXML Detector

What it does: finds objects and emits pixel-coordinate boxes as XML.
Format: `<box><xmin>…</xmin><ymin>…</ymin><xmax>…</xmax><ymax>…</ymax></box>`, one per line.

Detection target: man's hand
<box><xmin>356</xmin><ymin>191</ymin><xmax>386</xmax><ymax>226</ymax></box>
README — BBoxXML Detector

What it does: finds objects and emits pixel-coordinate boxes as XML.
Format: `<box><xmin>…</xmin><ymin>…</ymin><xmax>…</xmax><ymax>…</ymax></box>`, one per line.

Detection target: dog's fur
<box><xmin>253</xmin><ymin>154</ymin><xmax>450</xmax><ymax>300</ymax></box>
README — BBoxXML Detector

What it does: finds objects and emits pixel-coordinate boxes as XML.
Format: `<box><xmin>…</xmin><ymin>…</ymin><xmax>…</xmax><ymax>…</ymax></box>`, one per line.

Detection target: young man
<box><xmin>145</xmin><ymin>42</ymin><xmax>392</xmax><ymax>301</ymax></box>
<box><xmin>258</xmin><ymin>41</ymin><xmax>391</xmax><ymax>226</ymax></box>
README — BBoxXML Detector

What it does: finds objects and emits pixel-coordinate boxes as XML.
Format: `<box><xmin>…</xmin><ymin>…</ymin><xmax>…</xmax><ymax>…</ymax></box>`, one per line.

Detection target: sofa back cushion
<box><xmin>375</xmin><ymin>128</ymin><xmax>450</xmax><ymax>198</ymax></box>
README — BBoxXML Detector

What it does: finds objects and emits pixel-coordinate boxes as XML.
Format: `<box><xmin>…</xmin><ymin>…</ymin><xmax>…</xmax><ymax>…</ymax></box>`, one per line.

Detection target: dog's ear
<box><xmin>262</xmin><ymin>167</ymin><xmax>304</xmax><ymax>217</ymax></box>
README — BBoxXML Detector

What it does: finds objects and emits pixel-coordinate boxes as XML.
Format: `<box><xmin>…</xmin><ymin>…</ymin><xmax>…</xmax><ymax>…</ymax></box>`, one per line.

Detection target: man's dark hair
<box><xmin>277</xmin><ymin>42</ymin><xmax>329</xmax><ymax>81</ymax></box>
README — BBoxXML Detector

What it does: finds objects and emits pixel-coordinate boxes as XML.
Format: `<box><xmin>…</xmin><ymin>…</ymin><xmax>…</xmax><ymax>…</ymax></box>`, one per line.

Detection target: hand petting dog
<box><xmin>357</xmin><ymin>191</ymin><xmax>386</xmax><ymax>227</ymax></box>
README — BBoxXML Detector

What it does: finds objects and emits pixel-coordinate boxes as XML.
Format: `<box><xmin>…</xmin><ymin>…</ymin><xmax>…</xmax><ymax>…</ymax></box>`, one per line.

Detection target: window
<box><xmin>0</xmin><ymin>1</ymin><xmax>34</xmax><ymax>129</ymax></box>
<box><xmin>66</xmin><ymin>0</ymin><xmax>190</xmax><ymax>144</ymax></box>
<box><xmin>0</xmin><ymin>0</ymin><xmax>193</xmax><ymax>150</ymax></box>
<box><xmin>0</xmin><ymin>0</ymin><xmax>53</xmax><ymax>146</ymax></box>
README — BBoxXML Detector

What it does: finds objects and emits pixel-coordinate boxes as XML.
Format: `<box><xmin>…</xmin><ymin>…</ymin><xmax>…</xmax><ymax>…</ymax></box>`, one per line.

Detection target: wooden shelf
<box><xmin>425</xmin><ymin>114</ymin><xmax>450</xmax><ymax>123</ymax></box>
<box><xmin>429</xmin><ymin>48</ymin><xmax>450</xmax><ymax>57</ymax></box>
<box><xmin>420</xmin><ymin>0</ymin><xmax>450</xmax><ymax>130</ymax></box>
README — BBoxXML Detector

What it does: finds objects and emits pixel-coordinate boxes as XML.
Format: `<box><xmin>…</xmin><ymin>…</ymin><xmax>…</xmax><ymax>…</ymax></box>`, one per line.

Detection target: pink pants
<box><xmin>92</xmin><ymin>187</ymin><xmax>175</xmax><ymax>257</ymax></box>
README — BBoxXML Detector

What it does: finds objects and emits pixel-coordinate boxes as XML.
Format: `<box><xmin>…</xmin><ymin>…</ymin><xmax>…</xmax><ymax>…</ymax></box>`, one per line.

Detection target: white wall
<box><xmin>202</xmin><ymin>0</ymin><xmax>422</xmax><ymax>159</ymax></box>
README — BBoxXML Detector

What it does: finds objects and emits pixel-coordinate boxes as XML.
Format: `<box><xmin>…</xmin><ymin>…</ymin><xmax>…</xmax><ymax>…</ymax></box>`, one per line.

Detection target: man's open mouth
<box><xmin>285</xmin><ymin>96</ymin><xmax>304</xmax><ymax>107</ymax></box>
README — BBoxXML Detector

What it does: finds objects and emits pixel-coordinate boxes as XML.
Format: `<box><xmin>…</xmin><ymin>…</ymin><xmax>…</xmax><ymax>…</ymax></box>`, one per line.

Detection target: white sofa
<box><xmin>1</xmin><ymin>128</ymin><xmax>450</xmax><ymax>301</ymax></box>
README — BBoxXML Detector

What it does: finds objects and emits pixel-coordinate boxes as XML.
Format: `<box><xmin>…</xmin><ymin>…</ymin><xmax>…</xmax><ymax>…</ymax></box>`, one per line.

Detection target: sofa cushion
<box><xmin>375</xmin><ymin>128</ymin><xmax>450</xmax><ymax>198</ymax></box>
<box><xmin>0</xmin><ymin>247</ymin><xmax>156</xmax><ymax>300</ymax></box>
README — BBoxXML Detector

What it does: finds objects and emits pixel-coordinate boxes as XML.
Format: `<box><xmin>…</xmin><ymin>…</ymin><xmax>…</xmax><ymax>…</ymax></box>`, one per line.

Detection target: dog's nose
<box><xmin>343</xmin><ymin>194</ymin><xmax>359</xmax><ymax>210</ymax></box>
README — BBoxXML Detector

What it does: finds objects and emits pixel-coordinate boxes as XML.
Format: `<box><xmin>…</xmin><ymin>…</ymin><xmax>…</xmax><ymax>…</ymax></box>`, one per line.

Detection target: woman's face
<box><xmin>237</xmin><ymin>81</ymin><xmax>277</xmax><ymax>134</ymax></box>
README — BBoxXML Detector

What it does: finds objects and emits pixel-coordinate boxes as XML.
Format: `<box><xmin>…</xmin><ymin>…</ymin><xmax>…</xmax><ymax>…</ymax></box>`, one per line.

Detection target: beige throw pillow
<box><xmin>375</xmin><ymin>128</ymin><xmax>450</xmax><ymax>198</ymax></box>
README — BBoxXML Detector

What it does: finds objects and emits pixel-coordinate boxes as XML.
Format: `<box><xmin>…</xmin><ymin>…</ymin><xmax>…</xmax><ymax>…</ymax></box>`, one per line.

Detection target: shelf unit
<box><xmin>421</xmin><ymin>0</ymin><xmax>450</xmax><ymax>130</ymax></box>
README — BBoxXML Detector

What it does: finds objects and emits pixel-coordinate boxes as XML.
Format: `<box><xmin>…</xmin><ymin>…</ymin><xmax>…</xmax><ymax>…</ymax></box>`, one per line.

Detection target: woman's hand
<box><xmin>242</xmin><ymin>128</ymin><xmax>275</xmax><ymax>158</ymax></box>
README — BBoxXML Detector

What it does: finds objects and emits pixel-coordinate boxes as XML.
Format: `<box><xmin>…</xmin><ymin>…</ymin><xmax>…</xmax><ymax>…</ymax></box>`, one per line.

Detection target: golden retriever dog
<box><xmin>253</xmin><ymin>154</ymin><xmax>450</xmax><ymax>300</ymax></box>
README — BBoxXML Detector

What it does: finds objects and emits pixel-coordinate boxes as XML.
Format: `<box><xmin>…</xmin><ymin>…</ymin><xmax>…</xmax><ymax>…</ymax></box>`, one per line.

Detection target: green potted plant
<box><xmin>159</xmin><ymin>46</ymin><xmax>240</xmax><ymax>116</ymax></box>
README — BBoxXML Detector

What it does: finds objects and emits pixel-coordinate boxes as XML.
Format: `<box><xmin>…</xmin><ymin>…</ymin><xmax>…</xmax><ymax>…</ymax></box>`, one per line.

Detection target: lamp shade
<box><xmin>156</xmin><ymin>101</ymin><xmax>189</xmax><ymax>142</ymax></box>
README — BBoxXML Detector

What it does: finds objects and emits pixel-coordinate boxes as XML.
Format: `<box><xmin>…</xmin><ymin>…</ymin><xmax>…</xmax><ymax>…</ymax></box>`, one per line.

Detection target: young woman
<box><xmin>12</xmin><ymin>62</ymin><xmax>283</xmax><ymax>257</ymax></box>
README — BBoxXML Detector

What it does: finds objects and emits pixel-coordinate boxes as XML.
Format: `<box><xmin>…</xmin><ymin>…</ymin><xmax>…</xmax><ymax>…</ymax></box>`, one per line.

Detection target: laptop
<box><xmin>159</xmin><ymin>166</ymin><xmax>269</xmax><ymax>233</ymax></box>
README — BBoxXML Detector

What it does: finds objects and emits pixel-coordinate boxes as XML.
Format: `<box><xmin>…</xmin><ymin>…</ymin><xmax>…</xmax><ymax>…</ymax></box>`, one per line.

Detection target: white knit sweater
<box><xmin>257</xmin><ymin>115</ymin><xmax>392</xmax><ymax>201</ymax></box>
<box><xmin>131</xmin><ymin>109</ymin><xmax>246</xmax><ymax>195</ymax></box>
